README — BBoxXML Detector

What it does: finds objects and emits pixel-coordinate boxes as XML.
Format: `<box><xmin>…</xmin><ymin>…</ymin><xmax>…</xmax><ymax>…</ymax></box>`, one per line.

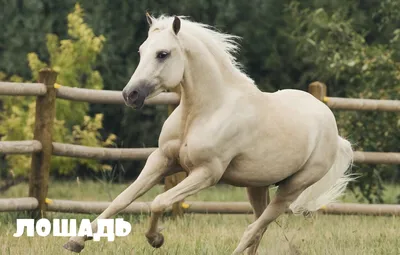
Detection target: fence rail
<box><xmin>56</xmin><ymin>86</ymin><xmax>180</xmax><ymax>105</ymax></box>
<box><xmin>45</xmin><ymin>200</ymin><xmax>400</xmax><ymax>216</ymax></box>
<box><xmin>0</xmin><ymin>82</ymin><xmax>46</xmax><ymax>96</ymax></box>
<box><xmin>0</xmin><ymin>197</ymin><xmax>38</xmax><ymax>212</ymax></box>
<box><xmin>46</xmin><ymin>199</ymin><xmax>153</xmax><ymax>214</ymax></box>
<box><xmin>0</xmin><ymin>197</ymin><xmax>399</xmax><ymax>216</ymax></box>
<box><xmin>325</xmin><ymin>97</ymin><xmax>400</xmax><ymax>112</ymax></box>
<box><xmin>354</xmin><ymin>151</ymin><xmax>400</xmax><ymax>165</ymax></box>
<box><xmin>0</xmin><ymin>70</ymin><xmax>399</xmax><ymax>218</ymax></box>
<box><xmin>0</xmin><ymin>140</ymin><xmax>42</xmax><ymax>154</ymax></box>
<box><xmin>1</xmin><ymin>140</ymin><xmax>400</xmax><ymax>164</ymax></box>
<box><xmin>308</xmin><ymin>81</ymin><xmax>400</xmax><ymax>112</ymax></box>
<box><xmin>52</xmin><ymin>142</ymin><xmax>156</xmax><ymax>160</ymax></box>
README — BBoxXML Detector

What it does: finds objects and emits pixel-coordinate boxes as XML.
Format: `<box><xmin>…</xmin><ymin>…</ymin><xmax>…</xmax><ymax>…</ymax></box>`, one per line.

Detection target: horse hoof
<box><xmin>63</xmin><ymin>240</ymin><xmax>84</xmax><ymax>253</ymax></box>
<box><xmin>146</xmin><ymin>232</ymin><xmax>164</xmax><ymax>248</ymax></box>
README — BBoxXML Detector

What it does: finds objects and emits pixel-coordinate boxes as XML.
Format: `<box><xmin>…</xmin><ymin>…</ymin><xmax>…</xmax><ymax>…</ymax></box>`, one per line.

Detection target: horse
<box><xmin>64</xmin><ymin>13</ymin><xmax>354</xmax><ymax>255</ymax></box>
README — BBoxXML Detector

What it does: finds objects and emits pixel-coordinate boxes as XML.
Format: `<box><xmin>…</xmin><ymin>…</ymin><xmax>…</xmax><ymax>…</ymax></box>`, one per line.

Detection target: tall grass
<box><xmin>0</xmin><ymin>181</ymin><xmax>399</xmax><ymax>254</ymax></box>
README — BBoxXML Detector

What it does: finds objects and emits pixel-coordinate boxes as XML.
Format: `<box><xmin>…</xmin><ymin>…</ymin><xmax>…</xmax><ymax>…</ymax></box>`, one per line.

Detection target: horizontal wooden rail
<box><xmin>318</xmin><ymin>202</ymin><xmax>400</xmax><ymax>216</ymax></box>
<box><xmin>185</xmin><ymin>201</ymin><xmax>253</xmax><ymax>214</ymax></box>
<box><xmin>0</xmin><ymin>140</ymin><xmax>42</xmax><ymax>154</ymax></box>
<box><xmin>46</xmin><ymin>199</ymin><xmax>153</xmax><ymax>214</ymax></box>
<box><xmin>52</xmin><ymin>142</ymin><xmax>156</xmax><ymax>160</ymax></box>
<box><xmin>43</xmin><ymin>200</ymin><xmax>400</xmax><ymax>216</ymax></box>
<box><xmin>0</xmin><ymin>82</ymin><xmax>47</xmax><ymax>96</ymax></box>
<box><xmin>0</xmin><ymin>197</ymin><xmax>398</xmax><ymax>216</ymax></box>
<box><xmin>325</xmin><ymin>97</ymin><xmax>400</xmax><ymax>112</ymax></box>
<box><xmin>50</xmin><ymin>144</ymin><xmax>397</xmax><ymax>164</ymax></box>
<box><xmin>0</xmin><ymin>197</ymin><xmax>38</xmax><ymax>211</ymax></box>
<box><xmin>0</xmin><ymin>140</ymin><xmax>398</xmax><ymax>165</ymax></box>
<box><xmin>56</xmin><ymin>86</ymin><xmax>180</xmax><ymax>105</ymax></box>
<box><xmin>354</xmin><ymin>151</ymin><xmax>400</xmax><ymax>164</ymax></box>
<box><xmin>184</xmin><ymin>202</ymin><xmax>400</xmax><ymax>216</ymax></box>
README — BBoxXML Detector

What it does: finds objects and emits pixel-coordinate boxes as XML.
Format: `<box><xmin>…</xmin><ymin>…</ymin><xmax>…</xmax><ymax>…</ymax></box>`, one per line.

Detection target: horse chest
<box><xmin>159</xmin><ymin>137</ymin><xmax>195</xmax><ymax>172</ymax></box>
<box><xmin>177</xmin><ymin>142</ymin><xmax>194</xmax><ymax>171</ymax></box>
<box><xmin>160</xmin><ymin>105</ymin><xmax>236</xmax><ymax>171</ymax></box>
<box><xmin>177</xmin><ymin>135</ymin><xmax>215</xmax><ymax>172</ymax></box>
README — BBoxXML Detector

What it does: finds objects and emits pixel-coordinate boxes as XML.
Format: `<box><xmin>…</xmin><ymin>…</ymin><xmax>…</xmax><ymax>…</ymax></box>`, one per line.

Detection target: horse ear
<box><xmin>172</xmin><ymin>16</ymin><xmax>181</xmax><ymax>35</ymax></box>
<box><xmin>146</xmin><ymin>12</ymin><xmax>153</xmax><ymax>26</ymax></box>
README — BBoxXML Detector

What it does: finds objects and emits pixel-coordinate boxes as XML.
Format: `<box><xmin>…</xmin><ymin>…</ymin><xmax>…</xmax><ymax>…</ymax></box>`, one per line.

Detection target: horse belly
<box><xmin>221</xmin><ymin>154</ymin><xmax>302</xmax><ymax>187</ymax></box>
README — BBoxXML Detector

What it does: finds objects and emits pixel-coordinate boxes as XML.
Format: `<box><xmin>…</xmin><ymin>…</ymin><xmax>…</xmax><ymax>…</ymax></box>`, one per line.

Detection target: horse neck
<box><xmin>177</xmin><ymin>36</ymin><xmax>255</xmax><ymax>137</ymax></box>
<box><xmin>180</xmin><ymin>51</ymin><xmax>233</xmax><ymax>115</ymax></box>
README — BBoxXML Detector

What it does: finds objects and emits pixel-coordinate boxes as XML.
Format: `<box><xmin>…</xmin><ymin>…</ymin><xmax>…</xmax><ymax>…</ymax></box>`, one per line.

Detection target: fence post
<box><xmin>164</xmin><ymin>87</ymin><xmax>187</xmax><ymax>218</ymax></box>
<box><xmin>29</xmin><ymin>68</ymin><xmax>58</xmax><ymax>219</ymax></box>
<box><xmin>308</xmin><ymin>81</ymin><xmax>327</xmax><ymax>101</ymax></box>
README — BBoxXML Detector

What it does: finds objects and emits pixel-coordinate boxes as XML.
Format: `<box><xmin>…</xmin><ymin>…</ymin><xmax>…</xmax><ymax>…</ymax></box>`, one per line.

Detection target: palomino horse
<box><xmin>64</xmin><ymin>14</ymin><xmax>353</xmax><ymax>254</ymax></box>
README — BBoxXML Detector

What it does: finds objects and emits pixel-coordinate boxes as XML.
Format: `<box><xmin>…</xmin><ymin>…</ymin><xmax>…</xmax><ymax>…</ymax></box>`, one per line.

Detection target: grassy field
<box><xmin>0</xmin><ymin>180</ymin><xmax>399</xmax><ymax>255</ymax></box>
<box><xmin>2</xmin><ymin>179</ymin><xmax>399</xmax><ymax>203</ymax></box>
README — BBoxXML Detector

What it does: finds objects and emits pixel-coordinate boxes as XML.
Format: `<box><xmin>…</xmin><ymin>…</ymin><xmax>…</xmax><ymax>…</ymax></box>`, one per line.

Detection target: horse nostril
<box><xmin>128</xmin><ymin>90</ymin><xmax>139</xmax><ymax>102</ymax></box>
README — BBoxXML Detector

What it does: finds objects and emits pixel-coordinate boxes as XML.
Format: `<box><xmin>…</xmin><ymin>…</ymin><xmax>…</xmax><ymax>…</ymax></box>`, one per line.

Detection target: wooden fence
<box><xmin>0</xmin><ymin>69</ymin><xmax>399</xmax><ymax>218</ymax></box>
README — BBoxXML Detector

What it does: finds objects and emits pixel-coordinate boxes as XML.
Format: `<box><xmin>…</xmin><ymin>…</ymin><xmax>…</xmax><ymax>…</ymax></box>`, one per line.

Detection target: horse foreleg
<box><xmin>146</xmin><ymin>163</ymin><xmax>223</xmax><ymax>248</ymax></box>
<box><xmin>245</xmin><ymin>186</ymin><xmax>269</xmax><ymax>255</ymax></box>
<box><xmin>63</xmin><ymin>149</ymin><xmax>176</xmax><ymax>253</ymax></box>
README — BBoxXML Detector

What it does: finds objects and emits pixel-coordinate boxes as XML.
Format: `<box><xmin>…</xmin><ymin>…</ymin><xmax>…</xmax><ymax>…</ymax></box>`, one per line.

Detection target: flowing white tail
<box><xmin>289</xmin><ymin>136</ymin><xmax>354</xmax><ymax>215</ymax></box>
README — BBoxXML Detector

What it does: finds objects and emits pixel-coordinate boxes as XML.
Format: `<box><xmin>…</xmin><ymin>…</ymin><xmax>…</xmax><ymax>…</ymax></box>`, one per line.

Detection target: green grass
<box><xmin>0</xmin><ymin>180</ymin><xmax>399</xmax><ymax>255</ymax></box>
<box><xmin>0</xmin><ymin>180</ymin><xmax>249</xmax><ymax>202</ymax></box>
<box><xmin>1</xmin><ymin>179</ymin><xmax>399</xmax><ymax>203</ymax></box>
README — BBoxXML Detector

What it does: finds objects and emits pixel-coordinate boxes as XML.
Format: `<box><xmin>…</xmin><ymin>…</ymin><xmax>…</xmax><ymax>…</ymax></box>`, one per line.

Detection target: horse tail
<box><xmin>289</xmin><ymin>136</ymin><xmax>355</xmax><ymax>215</ymax></box>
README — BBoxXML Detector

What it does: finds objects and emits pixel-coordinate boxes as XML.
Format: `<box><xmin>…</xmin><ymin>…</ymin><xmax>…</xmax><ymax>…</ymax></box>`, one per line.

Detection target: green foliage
<box><xmin>0</xmin><ymin>4</ymin><xmax>115</xmax><ymax>177</ymax></box>
<box><xmin>0</xmin><ymin>0</ymin><xmax>398</xmax><ymax>202</ymax></box>
<box><xmin>285</xmin><ymin>1</ymin><xmax>400</xmax><ymax>203</ymax></box>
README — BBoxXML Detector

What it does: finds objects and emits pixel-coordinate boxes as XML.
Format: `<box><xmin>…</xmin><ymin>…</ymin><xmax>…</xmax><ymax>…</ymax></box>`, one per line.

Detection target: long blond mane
<box><xmin>149</xmin><ymin>15</ymin><xmax>254</xmax><ymax>84</ymax></box>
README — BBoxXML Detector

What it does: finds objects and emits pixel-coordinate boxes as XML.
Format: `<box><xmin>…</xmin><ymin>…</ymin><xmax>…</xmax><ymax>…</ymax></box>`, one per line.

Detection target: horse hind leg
<box><xmin>245</xmin><ymin>186</ymin><xmax>270</xmax><ymax>255</ymax></box>
<box><xmin>232</xmin><ymin>159</ymin><xmax>334</xmax><ymax>255</ymax></box>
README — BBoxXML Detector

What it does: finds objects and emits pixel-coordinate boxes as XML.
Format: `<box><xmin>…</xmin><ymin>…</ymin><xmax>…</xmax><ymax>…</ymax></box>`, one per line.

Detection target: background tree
<box><xmin>0</xmin><ymin>0</ymin><xmax>398</xmax><ymax>202</ymax></box>
<box><xmin>0</xmin><ymin>4</ymin><xmax>115</xmax><ymax>178</ymax></box>
<box><xmin>285</xmin><ymin>1</ymin><xmax>400</xmax><ymax>203</ymax></box>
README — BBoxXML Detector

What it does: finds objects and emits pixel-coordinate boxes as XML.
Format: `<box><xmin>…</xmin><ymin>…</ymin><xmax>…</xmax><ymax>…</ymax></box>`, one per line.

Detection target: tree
<box><xmin>285</xmin><ymin>1</ymin><xmax>400</xmax><ymax>203</ymax></box>
<box><xmin>0</xmin><ymin>4</ymin><xmax>116</xmax><ymax>177</ymax></box>
<box><xmin>0</xmin><ymin>0</ymin><xmax>398</xmax><ymax>202</ymax></box>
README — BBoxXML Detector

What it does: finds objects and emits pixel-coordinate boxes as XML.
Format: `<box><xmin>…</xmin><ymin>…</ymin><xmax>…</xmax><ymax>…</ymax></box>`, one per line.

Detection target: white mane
<box><xmin>149</xmin><ymin>15</ymin><xmax>254</xmax><ymax>84</ymax></box>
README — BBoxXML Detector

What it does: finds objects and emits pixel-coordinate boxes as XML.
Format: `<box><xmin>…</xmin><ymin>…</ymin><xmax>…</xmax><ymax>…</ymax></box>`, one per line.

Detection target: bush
<box><xmin>0</xmin><ymin>4</ymin><xmax>116</xmax><ymax>177</ymax></box>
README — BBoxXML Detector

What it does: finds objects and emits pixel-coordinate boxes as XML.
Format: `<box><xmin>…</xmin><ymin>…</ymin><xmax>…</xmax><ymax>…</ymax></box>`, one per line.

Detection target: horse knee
<box><xmin>151</xmin><ymin>194</ymin><xmax>168</xmax><ymax>213</ymax></box>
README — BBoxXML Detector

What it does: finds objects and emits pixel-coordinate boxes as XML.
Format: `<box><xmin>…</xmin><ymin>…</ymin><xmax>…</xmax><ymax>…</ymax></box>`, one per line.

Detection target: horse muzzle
<box><xmin>122</xmin><ymin>82</ymin><xmax>153</xmax><ymax>109</ymax></box>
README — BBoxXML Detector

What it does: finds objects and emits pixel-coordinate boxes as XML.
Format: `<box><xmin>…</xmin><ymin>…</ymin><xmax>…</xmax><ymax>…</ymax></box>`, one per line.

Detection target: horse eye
<box><xmin>156</xmin><ymin>51</ymin><xmax>170</xmax><ymax>59</ymax></box>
